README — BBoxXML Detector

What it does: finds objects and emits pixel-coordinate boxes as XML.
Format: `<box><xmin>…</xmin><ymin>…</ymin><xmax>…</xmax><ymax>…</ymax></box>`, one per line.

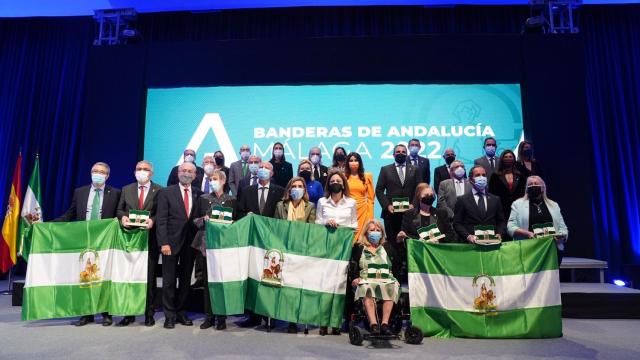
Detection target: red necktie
<box><xmin>183</xmin><ymin>188</ymin><xmax>190</xmax><ymax>217</ymax></box>
<box><xmin>138</xmin><ymin>186</ymin><xmax>145</xmax><ymax>209</ymax></box>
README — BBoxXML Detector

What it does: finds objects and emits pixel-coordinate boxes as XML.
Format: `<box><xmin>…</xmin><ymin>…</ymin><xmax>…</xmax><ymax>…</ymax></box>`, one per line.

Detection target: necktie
<box><xmin>397</xmin><ymin>165</ymin><xmax>405</xmax><ymax>186</ymax></box>
<box><xmin>477</xmin><ymin>192</ymin><xmax>486</xmax><ymax>217</ymax></box>
<box><xmin>242</xmin><ymin>162</ymin><xmax>247</xmax><ymax>176</ymax></box>
<box><xmin>314</xmin><ymin>166</ymin><xmax>320</xmax><ymax>181</ymax></box>
<box><xmin>251</xmin><ymin>176</ymin><xmax>257</xmax><ymax>186</ymax></box>
<box><xmin>412</xmin><ymin>158</ymin><xmax>418</xmax><ymax>166</ymax></box>
<box><xmin>138</xmin><ymin>186</ymin><xmax>145</xmax><ymax>209</ymax></box>
<box><xmin>490</xmin><ymin>157</ymin><xmax>495</xmax><ymax>169</ymax></box>
<box><xmin>204</xmin><ymin>179</ymin><xmax>210</xmax><ymax>194</ymax></box>
<box><xmin>259</xmin><ymin>187</ymin><xmax>266</xmax><ymax>214</ymax></box>
<box><xmin>183</xmin><ymin>188</ymin><xmax>190</xmax><ymax>218</ymax></box>
<box><xmin>90</xmin><ymin>189</ymin><xmax>101</xmax><ymax>220</ymax></box>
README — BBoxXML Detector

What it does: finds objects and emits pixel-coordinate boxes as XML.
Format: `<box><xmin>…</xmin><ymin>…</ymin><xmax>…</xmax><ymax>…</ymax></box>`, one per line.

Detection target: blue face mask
<box><xmin>409</xmin><ymin>146</ymin><xmax>420</xmax><ymax>156</ymax></box>
<box><xmin>248</xmin><ymin>163</ymin><xmax>259</xmax><ymax>174</ymax></box>
<box><xmin>91</xmin><ymin>173</ymin><xmax>106</xmax><ymax>185</ymax></box>
<box><xmin>257</xmin><ymin>168</ymin><xmax>271</xmax><ymax>181</ymax></box>
<box><xmin>290</xmin><ymin>187</ymin><xmax>305</xmax><ymax>200</ymax></box>
<box><xmin>473</xmin><ymin>176</ymin><xmax>488</xmax><ymax>190</ymax></box>
<box><xmin>368</xmin><ymin>231</ymin><xmax>382</xmax><ymax>245</ymax></box>
<box><xmin>210</xmin><ymin>180</ymin><xmax>221</xmax><ymax>193</ymax></box>
<box><xmin>485</xmin><ymin>145</ymin><xmax>497</xmax><ymax>157</ymax></box>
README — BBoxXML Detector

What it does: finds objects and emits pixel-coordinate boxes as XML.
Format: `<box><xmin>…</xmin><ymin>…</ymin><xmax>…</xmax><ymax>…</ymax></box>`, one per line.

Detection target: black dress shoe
<box><xmin>176</xmin><ymin>313</ymin><xmax>193</xmax><ymax>326</ymax></box>
<box><xmin>145</xmin><ymin>315</ymin><xmax>155</xmax><ymax>327</ymax></box>
<box><xmin>237</xmin><ymin>316</ymin><xmax>261</xmax><ymax>328</ymax></box>
<box><xmin>370</xmin><ymin>323</ymin><xmax>380</xmax><ymax>334</ymax></box>
<box><xmin>117</xmin><ymin>316</ymin><xmax>135</xmax><ymax>327</ymax></box>
<box><xmin>380</xmin><ymin>324</ymin><xmax>391</xmax><ymax>336</ymax></box>
<box><xmin>331</xmin><ymin>327</ymin><xmax>341</xmax><ymax>335</ymax></box>
<box><xmin>75</xmin><ymin>316</ymin><xmax>94</xmax><ymax>327</ymax></box>
<box><xmin>164</xmin><ymin>319</ymin><xmax>175</xmax><ymax>329</ymax></box>
<box><xmin>288</xmin><ymin>322</ymin><xmax>298</xmax><ymax>334</ymax></box>
<box><xmin>319</xmin><ymin>326</ymin><xmax>328</xmax><ymax>336</ymax></box>
<box><xmin>200</xmin><ymin>317</ymin><xmax>214</xmax><ymax>329</ymax></box>
<box><xmin>102</xmin><ymin>315</ymin><xmax>113</xmax><ymax>326</ymax></box>
<box><xmin>216</xmin><ymin>316</ymin><xmax>227</xmax><ymax>330</ymax></box>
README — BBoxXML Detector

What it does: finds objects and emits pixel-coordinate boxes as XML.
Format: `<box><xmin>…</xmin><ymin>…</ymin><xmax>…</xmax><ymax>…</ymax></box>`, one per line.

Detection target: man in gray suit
<box><xmin>437</xmin><ymin>160</ymin><xmax>472</xmax><ymax>218</ymax></box>
<box><xmin>117</xmin><ymin>160</ymin><xmax>163</xmax><ymax>327</ymax></box>
<box><xmin>473</xmin><ymin>137</ymin><xmax>500</xmax><ymax>180</ymax></box>
<box><xmin>228</xmin><ymin>144</ymin><xmax>251</xmax><ymax>196</ymax></box>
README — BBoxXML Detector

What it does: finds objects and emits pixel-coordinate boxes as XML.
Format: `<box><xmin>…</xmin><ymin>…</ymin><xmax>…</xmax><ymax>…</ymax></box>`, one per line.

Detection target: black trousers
<box><xmin>162</xmin><ymin>245</ymin><xmax>195</xmax><ymax>320</ymax></box>
<box><xmin>146</xmin><ymin>243</ymin><xmax>160</xmax><ymax>316</ymax></box>
<box><xmin>200</xmin><ymin>252</ymin><xmax>213</xmax><ymax>317</ymax></box>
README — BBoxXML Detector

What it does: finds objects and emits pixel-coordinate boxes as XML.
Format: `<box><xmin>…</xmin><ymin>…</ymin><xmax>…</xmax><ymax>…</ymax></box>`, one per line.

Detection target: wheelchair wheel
<box><xmin>404</xmin><ymin>326</ymin><xmax>423</xmax><ymax>345</ymax></box>
<box><xmin>348</xmin><ymin>322</ymin><xmax>364</xmax><ymax>346</ymax></box>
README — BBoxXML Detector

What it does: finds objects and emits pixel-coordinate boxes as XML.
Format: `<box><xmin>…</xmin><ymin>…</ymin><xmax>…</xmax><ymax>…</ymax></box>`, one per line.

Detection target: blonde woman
<box><xmin>297</xmin><ymin>159</ymin><xmax>324</xmax><ymax>205</ymax></box>
<box><xmin>350</xmin><ymin>219</ymin><xmax>400</xmax><ymax>336</ymax></box>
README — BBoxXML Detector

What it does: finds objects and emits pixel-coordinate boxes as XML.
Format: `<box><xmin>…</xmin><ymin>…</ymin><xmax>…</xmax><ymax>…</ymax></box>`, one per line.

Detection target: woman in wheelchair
<box><xmin>350</xmin><ymin>219</ymin><xmax>401</xmax><ymax>335</ymax></box>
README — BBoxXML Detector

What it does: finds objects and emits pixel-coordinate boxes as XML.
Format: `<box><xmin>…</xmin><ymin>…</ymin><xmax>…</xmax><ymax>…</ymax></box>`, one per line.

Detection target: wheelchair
<box><xmin>347</xmin><ymin>255</ymin><xmax>423</xmax><ymax>346</ymax></box>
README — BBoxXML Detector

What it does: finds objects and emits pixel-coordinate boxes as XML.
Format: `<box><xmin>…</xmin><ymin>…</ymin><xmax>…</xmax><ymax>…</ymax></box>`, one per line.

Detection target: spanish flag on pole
<box><xmin>1</xmin><ymin>152</ymin><xmax>22</xmax><ymax>273</ymax></box>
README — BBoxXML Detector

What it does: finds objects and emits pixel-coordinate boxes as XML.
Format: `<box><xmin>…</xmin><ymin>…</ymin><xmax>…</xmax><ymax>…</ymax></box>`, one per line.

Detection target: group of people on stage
<box><xmin>55</xmin><ymin>136</ymin><xmax>568</xmax><ymax>335</ymax></box>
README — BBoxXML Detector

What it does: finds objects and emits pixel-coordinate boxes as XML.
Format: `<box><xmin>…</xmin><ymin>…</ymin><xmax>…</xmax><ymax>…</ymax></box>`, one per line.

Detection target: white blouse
<box><xmin>315</xmin><ymin>196</ymin><xmax>358</xmax><ymax>230</ymax></box>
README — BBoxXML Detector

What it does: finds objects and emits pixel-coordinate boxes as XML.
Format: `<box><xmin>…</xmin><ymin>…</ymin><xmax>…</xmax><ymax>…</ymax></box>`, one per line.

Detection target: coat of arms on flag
<box><xmin>472</xmin><ymin>274</ymin><xmax>497</xmax><ymax>314</ymax></box>
<box><xmin>126</xmin><ymin>210</ymin><xmax>150</xmax><ymax>227</ymax></box>
<box><xmin>79</xmin><ymin>249</ymin><xmax>102</xmax><ymax>287</ymax></box>
<box><xmin>209</xmin><ymin>206</ymin><xmax>233</xmax><ymax>224</ymax></box>
<box><xmin>261</xmin><ymin>249</ymin><xmax>284</xmax><ymax>287</ymax></box>
<box><xmin>474</xmin><ymin>225</ymin><xmax>500</xmax><ymax>245</ymax></box>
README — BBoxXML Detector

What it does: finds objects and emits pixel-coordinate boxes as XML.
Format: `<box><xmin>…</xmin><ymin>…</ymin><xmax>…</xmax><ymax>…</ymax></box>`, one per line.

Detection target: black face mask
<box><xmin>215</xmin><ymin>157</ymin><xmax>224</xmax><ymax>166</ymax></box>
<box><xmin>444</xmin><ymin>156</ymin><xmax>455</xmax><ymax>165</ymax></box>
<box><xmin>299</xmin><ymin>170</ymin><xmax>311</xmax><ymax>181</ymax></box>
<box><xmin>527</xmin><ymin>186</ymin><xmax>542</xmax><ymax>199</ymax></box>
<box><xmin>421</xmin><ymin>196</ymin><xmax>435</xmax><ymax>206</ymax></box>
<box><xmin>334</xmin><ymin>153</ymin><xmax>346</xmax><ymax>162</ymax></box>
<box><xmin>523</xmin><ymin>149</ymin><xmax>533</xmax><ymax>158</ymax></box>
<box><xmin>329</xmin><ymin>183</ymin><xmax>343</xmax><ymax>194</ymax></box>
<box><xmin>394</xmin><ymin>153</ymin><xmax>407</xmax><ymax>164</ymax></box>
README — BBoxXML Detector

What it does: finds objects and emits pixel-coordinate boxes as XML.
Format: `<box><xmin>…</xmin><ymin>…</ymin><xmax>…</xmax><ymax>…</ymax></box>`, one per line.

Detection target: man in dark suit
<box><xmin>236</xmin><ymin>155</ymin><xmax>262</xmax><ymax>202</ymax></box>
<box><xmin>407</xmin><ymin>139</ymin><xmax>431</xmax><ymax>185</ymax></box>
<box><xmin>156</xmin><ymin>162</ymin><xmax>203</xmax><ymax>329</ymax></box>
<box><xmin>375</xmin><ymin>144</ymin><xmax>420</xmax><ymax>254</ymax></box>
<box><xmin>453</xmin><ymin>165</ymin><xmax>506</xmax><ymax>243</ymax></box>
<box><xmin>116</xmin><ymin>160</ymin><xmax>163</xmax><ymax>327</ymax></box>
<box><xmin>228</xmin><ymin>144</ymin><xmax>251</xmax><ymax>196</ymax></box>
<box><xmin>433</xmin><ymin>147</ymin><xmax>456</xmax><ymax>195</ymax></box>
<box><xmin>309</xmin><ymin>146</ymin><xmax>329</xmax><ymax>188</ymax></box>
<box><xmin>235</xmin><ymin>161</ymin><xmax>284</xmax><ymax>327</ymax></box>
<box><xmin>166</xmin><ymin>149</ymin><xmax>205</xmax><ymax>187</ymax></box>
<box><xmin>56</xmin><ymin>162</ymin><xmax>121</xmax><ymax>327</ymax></box>
<box><xmin>473</xmin><ymin>137</ymin><xmax>501</xmax><ymax>181</ymax></box>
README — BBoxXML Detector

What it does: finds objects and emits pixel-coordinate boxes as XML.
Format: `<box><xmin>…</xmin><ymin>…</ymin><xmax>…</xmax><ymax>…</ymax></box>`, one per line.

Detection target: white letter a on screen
<box><xmin>175</xmin><ymin>113</ymin><xmax>238</xmax><ymax>166</ymax></box>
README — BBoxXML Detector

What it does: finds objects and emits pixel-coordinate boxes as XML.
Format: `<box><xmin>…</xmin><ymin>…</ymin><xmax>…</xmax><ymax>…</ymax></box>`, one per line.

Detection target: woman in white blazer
<box><xmin>508</xmin><ymin>176</ymin><xmax>568</xmax><ymax>260</ymax></box>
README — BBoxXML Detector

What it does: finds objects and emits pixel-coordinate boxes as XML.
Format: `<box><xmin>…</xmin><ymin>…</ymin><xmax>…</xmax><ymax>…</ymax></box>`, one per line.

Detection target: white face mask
<box><xmin>135</xmin><ymin>170</ymin><xmax>149</xmax><ymax>183</ymax></box>
<box><xmin>310</xmin><ymin>155</ymin><xmax>321</xmax><ymax>165</ymax></box>
<box><xmin>204</xmin><ymin>164</ymin><xmax>215</xmax><ymax>175</ymax></box>
<box><xmin>210</xmin><ymin>180</ymin><xmax>221</xmax><ymax>193</ymax></box>
<box><xmin>184</xmin><ymin>154</ymin><xmax>195</xmax><ymax>163</ymax></box>
<box><xmin>453</xmin><ymin>167</ymin><xmax>466</xmax><ymax>179</ymax></box>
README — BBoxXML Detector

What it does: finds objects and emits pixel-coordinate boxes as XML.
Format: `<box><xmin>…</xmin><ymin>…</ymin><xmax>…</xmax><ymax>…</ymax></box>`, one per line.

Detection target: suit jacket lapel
<box><xmin>79</xmin><ymin>186</ymin><xmax>90</xmax><ymax>218</ymax></box>
<box><xmin>174</xmin><ymin>185</ymin><xmax>188</xmax><ymax>218</ymax></box>
<box><xmin>142</xmin><ymin>183</ymin><xmax>159</xmax><ymax>210</ymax></box>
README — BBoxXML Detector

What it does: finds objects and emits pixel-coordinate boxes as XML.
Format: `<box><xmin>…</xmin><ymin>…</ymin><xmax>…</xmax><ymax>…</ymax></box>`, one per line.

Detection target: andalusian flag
<box><xmin>22</xmin><ymin>219</ymin><xmax>148</xmax><ymax>320</ymax></box>
<box><xmin>0</xmin><ymin>153</ymin><xmax>22</xmax><ymax>273</ymax></box>
<box><xmin>19</xmin><ymin>154</ymin><xmax>42</xmax><ymax>254</ymax></box>
<box><xmin>408</xmin><ymin>237</ymin><xmax>562</xmax><ymax>338</ymax></box>
<box><xmin>206</xmin><ymin>215</ymin><xmax>353</xmax><ymax>328</ymax></box>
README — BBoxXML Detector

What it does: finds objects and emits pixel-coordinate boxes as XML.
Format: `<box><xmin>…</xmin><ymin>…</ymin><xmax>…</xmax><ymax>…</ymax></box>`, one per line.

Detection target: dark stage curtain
<box><xmin>0</xmin><ymin>5</ymin><xmax>639</xmax><ymax>277</ymax></box>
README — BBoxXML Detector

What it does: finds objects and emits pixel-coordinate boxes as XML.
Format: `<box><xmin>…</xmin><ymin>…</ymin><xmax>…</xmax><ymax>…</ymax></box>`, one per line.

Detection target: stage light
<box><xmin>613</xmin><ymin>279</ymin><xmax>627</xmax><ymax>287</ymax></box>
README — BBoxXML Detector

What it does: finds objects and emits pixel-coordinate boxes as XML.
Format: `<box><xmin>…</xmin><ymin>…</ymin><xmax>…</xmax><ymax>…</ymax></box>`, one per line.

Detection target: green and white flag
<box><xmin>19</xmin><ymin>155</ymin><xmax>42</xmax><ymax>254</ymax></box>
<box><xmin>392</xmin><ymin>197</ymin><xmax>410</xmax><ymax>212</ymax></box>
<box><xmin>417</xmin><ymin>224</ymin><xmax>445</xmax><ymax>242</ymax></box>
<box><xmin>22</xmin><ymin>219</ymin><xmax>148</xmax><ymax>321</ymax></box>
<box><xmin>532</xmin><ymin>223</ymin><xmax>556</xmax><ymax>238</ymax></box>
<box><xmin>408</xmin><ymin>237</ymin><xmax>562</xmax><ymax>338</ymax></box>
<box><xmin>210</xmin><ymin>206</ymin><xmax>233</xmax><ymax>223</ymax></box>
<box><xmin>206</xmin><ymin>215</ymin><xmax>353</xmax><ymax>328</ymax></box>
<box><xmin>128</xmin><ymin>210</ymin><xmax>150</xmax><ymax>227</ymax></box>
